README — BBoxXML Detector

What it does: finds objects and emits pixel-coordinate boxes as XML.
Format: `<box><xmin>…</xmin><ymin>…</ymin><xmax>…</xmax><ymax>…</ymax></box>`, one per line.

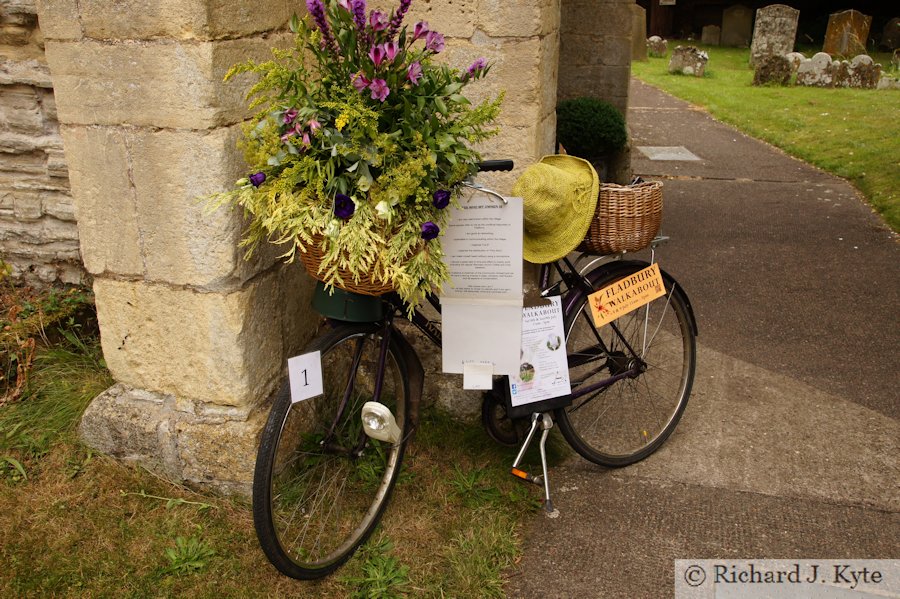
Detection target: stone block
<box><xmin>124</xmin><ymin>125</ymin><xmax>277</xmax><ymax>287</ymax></box>
<box><xmin>59</xmin><ymin>125</ymin><xmax>143</xmax><ymax>276</ymax></box>
<box><xmin>477</xmin><ymin>0</ymin><xmax>559</xmax><ymax>38</ymax></box>
<box><xmin>668</xmin><ymin>45</ymin><xmax>708</xmax><ymax>77</ymax></box>
<box><xmin>405</xmin><ymin>0</ymin><xmax>476</xmax><ymax>39</ymax></box>
<box><xmin>77</xmin><ymin>0</ymin><xmax>291</xmax><ymax>41</ymax></box>
<box><xmin>34</xmin><ymin>0</ymin><xmax>84</xmax><ymax>41</ymax></box>
<box><xmin>0</xmin><ymin>24</ymin><xmax>32</xmax><ymax>46</ymax></box>
<box><xmin>79</xmin><ymin>383</ymin><xmax>271</xmax><ymax>495</ymax></box>
<box><xmin>45</xmin><ymin>35</ymin><xmax>290</xmax><ymax>129</ymax></box>
<box><xmin>0</xmin><ymin>86</ymin><xmax>44</xmax><ymax>134</ymax></box>
<box><xmin>93</xmin><ymin>273</ymin><xmax>284</xmax><ymax>408</ymax></box>
<box><xmin>44</xmin><ymin>147</ymin><xmax>67</xmax><ymax>178</ymax></box>
<box><xmin>0</xmin><ymin>57</ymin><xmax>53</xmax><ymax>87</ymax></box>
<box><xmin>12</xmin><ymin>190</ymin><xmax>42</xmax><ymax>220</ymax></box>
<box><xmin>40</xmin><ymin>190</ymin><xmax>74</xmax><ymax>220</ymax></box>
<box><xmin>753</xmin><ymin>54</ymin><xmax>791</xmax><ymax>86</ymax></box>
<box><xmin>749</xmin><ymin>4</ymin><xmax>799</xmax><ymax>67</ymax></box>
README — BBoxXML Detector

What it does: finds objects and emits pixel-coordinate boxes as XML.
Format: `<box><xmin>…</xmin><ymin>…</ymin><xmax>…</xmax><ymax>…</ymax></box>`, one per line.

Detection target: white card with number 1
<box><xmin>287</xmin><ymin>351</ymin><xmax>324</xmax><ymax>403</ymax></box>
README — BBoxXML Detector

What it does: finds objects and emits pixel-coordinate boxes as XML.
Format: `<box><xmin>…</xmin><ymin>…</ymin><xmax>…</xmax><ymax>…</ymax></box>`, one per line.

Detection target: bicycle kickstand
<box><xmin>510</xmin><ymin>412</ymin><xmax>559</xmax><ymax>517</ymax></box>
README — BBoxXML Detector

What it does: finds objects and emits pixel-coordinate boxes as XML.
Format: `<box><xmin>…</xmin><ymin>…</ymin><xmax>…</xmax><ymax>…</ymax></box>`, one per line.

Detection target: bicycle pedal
<box><xmin>511</xmin><ymin>467</ymin><xmax>543</xmax><ymax>486</ymax></box>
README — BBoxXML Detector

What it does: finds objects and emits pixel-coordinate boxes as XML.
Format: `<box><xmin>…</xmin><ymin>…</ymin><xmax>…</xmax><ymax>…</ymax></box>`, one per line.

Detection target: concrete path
<box><xmin>504</xmin><ymin>79</ymin><xmax>899</xmax><ymax>598</ymax></box>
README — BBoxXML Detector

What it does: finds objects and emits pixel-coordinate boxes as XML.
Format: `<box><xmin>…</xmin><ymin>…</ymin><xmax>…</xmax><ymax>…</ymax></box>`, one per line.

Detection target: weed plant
<box><xmin>631</xmin><ymin>43</ymin><xmax>899</xmax><ymax>231</ymax></box>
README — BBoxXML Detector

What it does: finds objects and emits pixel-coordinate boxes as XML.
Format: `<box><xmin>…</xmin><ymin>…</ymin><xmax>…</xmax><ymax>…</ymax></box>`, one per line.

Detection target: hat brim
<box><xmin>518</xmin><ymin>155</ymin><xmax>599</xmax><ymax>264</ymax></box>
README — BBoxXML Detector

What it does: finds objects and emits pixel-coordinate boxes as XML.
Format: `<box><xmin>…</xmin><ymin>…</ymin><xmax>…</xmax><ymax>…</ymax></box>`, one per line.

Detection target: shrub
<box><xmin>556</xmin><ymin>97</ymin><xmax>627</xmax><ymax>159</ymax></box>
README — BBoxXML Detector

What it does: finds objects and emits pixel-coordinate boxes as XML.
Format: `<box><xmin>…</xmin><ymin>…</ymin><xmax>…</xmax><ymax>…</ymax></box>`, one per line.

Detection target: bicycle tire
<box><xmin>252</xmin><ymin>323</ymin><xmax>410</xmax><ymax>579</ymax></box>
<box><xmin>555</xmin><ymin>262</ymin><xmax>696</xmax><ymax>467</ymax></box>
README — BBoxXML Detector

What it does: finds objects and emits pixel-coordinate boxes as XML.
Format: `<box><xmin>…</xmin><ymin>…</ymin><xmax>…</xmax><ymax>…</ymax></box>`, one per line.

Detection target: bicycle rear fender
<box><xmin>565</xmin><ymin>259</ymin><xmax>699</xmax><ymax>337</ymax></box>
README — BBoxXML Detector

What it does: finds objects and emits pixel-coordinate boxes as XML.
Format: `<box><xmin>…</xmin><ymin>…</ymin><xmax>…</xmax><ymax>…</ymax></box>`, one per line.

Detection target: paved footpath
<box><xmin>504</xmin><ymin>79</ymin><xmax>899</xmax><ymax>598</ymax></box>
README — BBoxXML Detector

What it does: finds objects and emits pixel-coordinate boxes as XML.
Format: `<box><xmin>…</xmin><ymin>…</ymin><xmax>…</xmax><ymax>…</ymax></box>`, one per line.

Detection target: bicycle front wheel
<box><xmin>556</xmin><ymin>262</ymin><xmax>696</xmax><ymax>467</ymax></box>
<box><xmin>252</xmin><ymin>323</ymin><xmax>410</xmax><ymax>579</ymax></box>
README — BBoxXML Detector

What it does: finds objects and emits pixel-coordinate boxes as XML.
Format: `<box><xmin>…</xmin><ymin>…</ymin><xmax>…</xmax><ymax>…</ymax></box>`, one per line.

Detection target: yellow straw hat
<box><xmin>512</xmin><ymin>155</ymin><xmax>600</xmax><ymax>264</ymax></box>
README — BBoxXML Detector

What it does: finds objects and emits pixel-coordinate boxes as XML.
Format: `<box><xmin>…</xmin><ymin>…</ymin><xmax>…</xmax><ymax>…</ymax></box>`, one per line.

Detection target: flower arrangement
<box><xmin>210</xmin><ymin>0</ymin><xmax>502</xmax><ymax>306</ymax></box>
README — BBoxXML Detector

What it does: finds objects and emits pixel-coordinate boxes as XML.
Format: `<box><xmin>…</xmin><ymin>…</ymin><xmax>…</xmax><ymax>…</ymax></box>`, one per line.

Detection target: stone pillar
<box><xmin>558</xmin><ymin>0</ymin><xmax>633</xmax><ymax>184</ymax></box>
<box><xmin>35</xmin><ymin>0</ymin><xmax>317</xmax><ymax>495</ymax></box>
<box><xmin>0</xmin><ymin>0</ymin><xmax>82</xmax><ymax>285</ymax></box>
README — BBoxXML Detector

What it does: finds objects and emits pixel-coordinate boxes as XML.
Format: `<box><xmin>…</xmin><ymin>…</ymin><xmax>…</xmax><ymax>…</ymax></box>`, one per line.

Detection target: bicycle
<box><xmin>251</xmin><ymin>160</ymin><xmax>698</xmax><ymax>579</ymax></box>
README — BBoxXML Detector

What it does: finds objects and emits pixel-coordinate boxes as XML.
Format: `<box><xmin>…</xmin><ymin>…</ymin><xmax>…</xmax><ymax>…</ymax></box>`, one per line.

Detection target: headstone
<box><xmin>893</xmin><ymin>49</ymin><xmax>900</xmax><ymax>70</ymax></box>
<box><xmin>795</xmin><ymin>52</ymin><xmax>833</xmax><ymax>87</ymax></box>
<box><xmin>823</xmin><ymin>10</ymin><xmax>872</xmax><ymax>58</ymax></box>
<box><xmin>647</xmin><ymin>36</ymin><xmax>668</xmax><ymax>58</ymax></box>
<box><xmin>752</xmin><ymin>54</ymin><xmax>791</xmax><ymax>85</ymax></box>
<box><xmin>876</xmin><ymin>74</ymin><xmax>900</xmax><ymax>90</ymax></box>
<box><xmin>785</xmin><ymin>51</ymin><xmax>806</xmax><ymax>73</ymax></box>
<box><xmin>668</xmin><ymin>46</ymin><xmax>709</xmax><ymax>77</ymax></box>
<box><xmin>701</xmin><ymin>25</ymin><xmax>721</xmax><ymax>46</ymax></box>
<box><xmin>721</xmin><ymin>4</ymin><xmax>753</xmax><ymax>47</ymax></box>
<box><xmin>749</xmin><ymin>4</ymin><xmax>800</xmax><ymax>67</ymax></box>
<box><xmin>881</xmin><ymin>17</ymin><xmax>900</xmax><ymax>51</ymax></box>
<box><xmin>830</xmin><ymin>59</ymin><xmax>851</xmax><ymax>87</ymax></box>
<box><xmin>847</xmin><ymin>54</ymin><xmax>881</xmax><ymax>89</ymax></box>
<box><xmin>631</xmin><ymin>4</ymin><xmax>648</xmax><ymax>61</ymax></box>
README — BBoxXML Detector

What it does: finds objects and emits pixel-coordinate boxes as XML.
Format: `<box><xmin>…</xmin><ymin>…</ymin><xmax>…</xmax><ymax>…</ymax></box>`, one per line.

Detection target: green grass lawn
<box><xmin>631</xmin><ymin>44</ymin><xmax>900</xmax><ymax>232</ymax></box>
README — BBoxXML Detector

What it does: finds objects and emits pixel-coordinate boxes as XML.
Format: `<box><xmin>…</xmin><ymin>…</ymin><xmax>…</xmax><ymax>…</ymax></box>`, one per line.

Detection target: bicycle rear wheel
<box><xmin>556</xmin><ymin>262</ymin><xmax>696</xmax><ymax>467</ymax></box>
<box><xmin>253</xmin><ymin>323</ymin><xmax>410</xmax><ymax>579</ymax></box>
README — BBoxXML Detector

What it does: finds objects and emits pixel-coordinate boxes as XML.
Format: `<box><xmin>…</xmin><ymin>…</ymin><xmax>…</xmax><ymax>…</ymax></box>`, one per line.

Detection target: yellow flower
<box><xmin>335</xmin><ymin>112</ymin><xmax>349</xmax><ymax>131</ymax></box>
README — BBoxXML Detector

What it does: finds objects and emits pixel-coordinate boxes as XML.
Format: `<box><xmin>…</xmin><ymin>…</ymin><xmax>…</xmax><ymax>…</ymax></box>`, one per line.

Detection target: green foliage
<box><xmin>208</xmin><ymin>1</ymin><xmax>503</xmax><ymax>307</ymax></box>
<box><xmin>556</xmin><ymin>96</ymin><xmax>628</xmax><ymax>159</ymax></box>
<box><xmin>162</xmin><ymin>535</ymin><xmax>216</xmax><ymax>576</ymax></box>
<box><xmin>340</xmin><ymin>536</ymin><xmax>410</xmax><ymax>599</ymax></box>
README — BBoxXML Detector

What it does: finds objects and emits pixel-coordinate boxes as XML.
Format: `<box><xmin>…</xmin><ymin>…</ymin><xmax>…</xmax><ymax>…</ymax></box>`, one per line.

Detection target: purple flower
<box><xmin>249</xmin><ymin>172</ymin><xmax>266</xmax><ymax>187</ymax></box>
<box><xmin>283</xmin><ymin>108</ymin><xmax>298</xmax><ymax>124</ymax></box>
<box><xmin>425</xmin><ymin>30</ymin><xmax>445</xmax><ymax>53</ymax></box>
<box><xmin>369</xmin><ymin>10</ymin><xmax>388</xmax><ymax>31</ymax></box>
<box><xmin>413</xmin><ymin>21</ymin><xmax>429</xmax><ymax>41</ymax></box>
<box><xmin>301</xmin><ymin>131</ymin><xmax>311</xmax><ymax>146</ymax></box>
<box><xmin>387</xmin><ymin>0</ymin><xmax>411</xmax><ymax>39</ymax></box>
<box><xmin>308</xmin><ymin>118</ymin><xmax>321</xmax><ymax>133</ymax></box>
<box><xmin>384</xmin><ymin>41</ymin><xmax>400</xmax><ymax>62</ymax></box>
<box><xmin>337</xmin><ymin>0</ymin><xmax>350</xmax><ymax>9</ymax></box>
<box><xmin>334</xmin><ymin>194</ymin><xmax>355</xmax><ymax>220</ymax></box>
<box><xmin>407</xmin><ymin>61</ymin><xmax>422</xmax><ymax>84</ymax></box>
<box><xmin>421</xmin><ymin>221</ymin><xmax>440</xmax><ymax>241</ymax></box>
<box><xmin>351</xmin><ymin>71</ymin><xmax>371</xmax><ymax>92</ymax></box>
<box><xmin>369</xmin><ymin>78</ymin><xmax>390</xmax><ymax>102</ymax></box>
<box><xmin>305</xmin><ymin>0</ymin><xmax>338</xmax><ymax>54</ymax></box>
<box><xmin>368</xmin><ymin>44</ymin><xmax>386</xmax><ymax>67</ymax></box>
<box><xmin>432</xmin><ymin>190</ymin><xmax>451</xmax><ymax>209</ymax></box>
<box><xmin>466</xmin><ymin>57</ymin><xmax>488</xmax><ymax>77</ymax></box>
<box><xmin>350</xmin><ymin>0</ymin><xmax>367</xmax><ymax>33</ymax></box>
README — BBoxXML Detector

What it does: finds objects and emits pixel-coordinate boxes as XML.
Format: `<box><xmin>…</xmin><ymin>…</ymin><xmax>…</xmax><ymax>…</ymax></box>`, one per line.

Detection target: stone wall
<box><xmin>0</xmin><ymin>0</ymin><xmax>82</xmax><ymax>284</ymax></box>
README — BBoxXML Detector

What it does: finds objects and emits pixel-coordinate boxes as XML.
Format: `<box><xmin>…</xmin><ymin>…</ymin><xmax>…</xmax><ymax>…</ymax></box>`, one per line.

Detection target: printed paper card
<box><xmin>588</xmin><ymin>263</ymin><xmax>665</xmax><ymax>328</ymax></box>
<box><xmin>508</xmin><ymin>296</ymin><xmax>571</xmax><ymax>407</ymax></box>
<box><xmin>440</xmin><ymin>191</ymin><xmax>524</xmax><ymax>379</ymax></box>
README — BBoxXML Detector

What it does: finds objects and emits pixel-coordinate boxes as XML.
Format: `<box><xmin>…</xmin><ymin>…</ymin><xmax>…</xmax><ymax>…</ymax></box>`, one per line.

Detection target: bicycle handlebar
<box><xmin>477</xmin><ymin>160</ymin><xmax>514</xmax><ymax>172</ymax></box>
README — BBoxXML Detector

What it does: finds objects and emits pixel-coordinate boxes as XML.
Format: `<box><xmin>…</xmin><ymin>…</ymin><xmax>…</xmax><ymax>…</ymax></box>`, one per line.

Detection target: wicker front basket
<box><xmin>578</xmin><ymin>181</ymin><xmax>663</xmax><ymax>254</ymax></box>
<box><xmin>298</xmin><ymin>234</ymin><xmax>394</xmax><ymax>297</ymax></box>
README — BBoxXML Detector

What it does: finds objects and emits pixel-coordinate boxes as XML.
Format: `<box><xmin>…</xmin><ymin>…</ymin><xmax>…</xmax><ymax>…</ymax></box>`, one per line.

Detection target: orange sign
<box><xmin>589</xmin><ymin>264</ymin><xmax>666</xmax><ymax>328</ymax></box>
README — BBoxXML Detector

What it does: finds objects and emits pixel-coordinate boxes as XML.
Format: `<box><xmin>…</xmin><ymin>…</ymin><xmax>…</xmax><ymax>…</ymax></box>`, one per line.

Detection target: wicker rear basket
<box><xmin>298</xmin><ymin>234</ymin><xmax>394</xmax><ymax>297</ymax></box>
<box><xmin>578</xmin><ymin>181</ymin><xmax>663</xmax><ymax>254</ymax></box>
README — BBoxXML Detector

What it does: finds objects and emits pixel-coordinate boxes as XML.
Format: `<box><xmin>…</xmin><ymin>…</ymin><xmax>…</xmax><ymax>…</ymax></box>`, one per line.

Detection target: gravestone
<box><xmin>847</xmin><ymin>54</ymin><xmax>880</xmax><ymax>89</ymax></box>
<box><xmin>647</xmin><ymin>36</ymin><xmax>668</xmax><ymax>58</ymax></box>
<box><xmin>721</xmin><ymin>4</ymin><xmax>753</xmax><ymax>47</ymax></box>
<box><xmin>701</xmin><ymin>25</ymin><xmax>721</xmax><ymax>46</ymax></box>
<box><xmin>795</xmin><ymin>52</ymin><xmax>833</xmax><ymax>87</ymax></box>
<box><xmin>631</xmin><ymin>4</ymin><xmax>648</xmax><ymax>61</ymax></box>
<box><xmin>668</xmin><ymin>46</ymin><xmax>708</xmax><ymax>77</ymax></box>
<box><xmin>785</xmin><ymin>51</ymin><xmax>806</xmax><ymax>72</ymax></box>
<box><xmin>753</xmin><ymin>54</ymin><xmax>791</xmax><ymax>85</ymax></box>
<box><xmin>881</xmin><ymin>17</ymin><xmax>900</xmax><ymax>51</ymax></box>
<box><xmin>823</xmin><ymin>10</ymin><xmax>872</xmax><ymax>58</ymax></box>
<box><xmin>749</xmin><ymin>4</ymin><xmax>800</xmax><ymax>67</ymax></box>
